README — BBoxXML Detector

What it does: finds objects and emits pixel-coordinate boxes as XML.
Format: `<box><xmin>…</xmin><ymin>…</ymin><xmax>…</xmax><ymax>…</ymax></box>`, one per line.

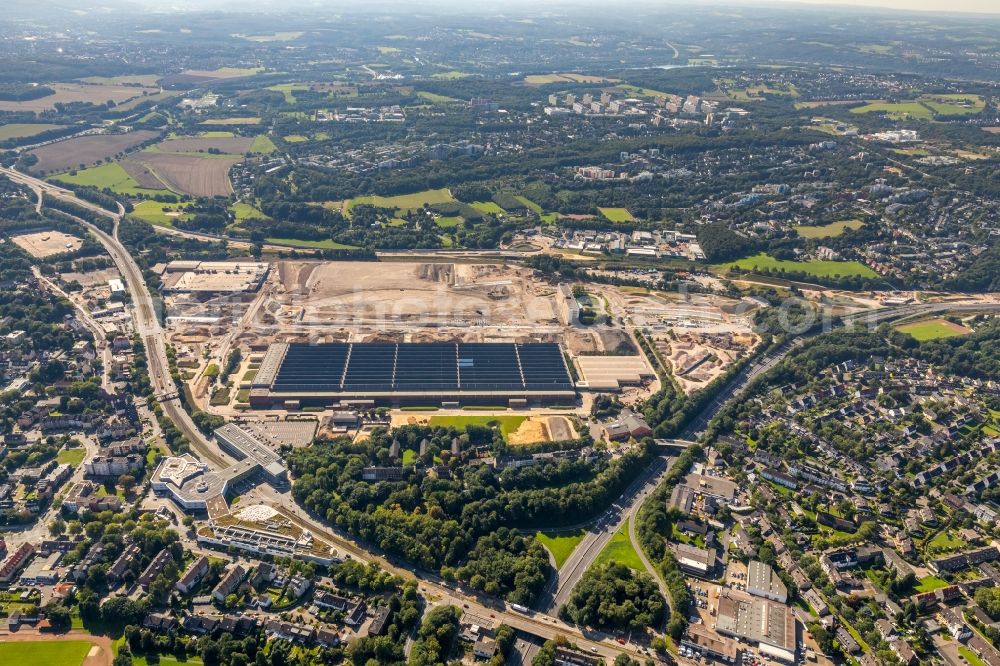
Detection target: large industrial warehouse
<box><xmin>249</xmin><ymin>342</ymin><xmax>576</xmax><ymax>408</ymax></box>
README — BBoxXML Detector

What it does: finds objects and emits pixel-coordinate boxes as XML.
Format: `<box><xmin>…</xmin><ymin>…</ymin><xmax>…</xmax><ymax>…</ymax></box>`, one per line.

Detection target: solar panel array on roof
<box><xmin>518</xmin><ymin>343</ymin><xmax>575</xmax><ymax>390</ymax></box>
<box><xmin>272</xmin><ymin>343</ymin><xmax>349</xmax><ymax>392</ymax></box>
<box><xmin>269</xmin><ymin>342</ymin><xmax>571</xmax><ymax>394</ymax></box>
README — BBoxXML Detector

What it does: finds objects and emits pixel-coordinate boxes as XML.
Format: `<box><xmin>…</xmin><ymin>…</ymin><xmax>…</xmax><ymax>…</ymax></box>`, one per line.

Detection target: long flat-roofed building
<box><xmin>715</xmin><ymin>591</ymin><xmax>796</xmax><ymax>663</ymax></box>
<box><xmin>249</xmin><ymin>342</ymin><xmax>576</xmax><ymax>408</ymax></box>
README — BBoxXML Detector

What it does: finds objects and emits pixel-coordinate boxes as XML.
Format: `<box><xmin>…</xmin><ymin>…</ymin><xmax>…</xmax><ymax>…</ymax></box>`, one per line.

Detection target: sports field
<box><xmin>714</xmin><ymin>252</ymin><xmax>879</xmax><ymax>279</ymax></box>
<box><xmin>349</xmin><ymin>188</ymin><xmax>456</xmax><ymax>214</ymax></box>
<box><xmin>0</xmin><ymin>640</ymin><xmax>92</xmax><ymax>666</ymax></box>
<box><xmin>536</xmin><ymin>529</ymin><xmax>586</xmax><ymax>568</ymax></box>
<box><xmin>895</xmin><ymin>318</ymin><xmax>971</xmax><ymax>341</ymax></box>
<box><xmin>427</xmin><ymin>414</ymin><xmax>527</xmax><ymax>439</ymax></box>
<box><xmin>598</xmin><ymin>207</ymin><xmax>635</xmax><ymax>222</ymax></box>
<box><xmin>593</xmin><ymin>519</ymin><xmax>644</xmax><ymax>571</ymax></box>
<box><xmin>794</xmin><ymin>219</ymin><xmax>864</xmax><ymax>238</ymax></box>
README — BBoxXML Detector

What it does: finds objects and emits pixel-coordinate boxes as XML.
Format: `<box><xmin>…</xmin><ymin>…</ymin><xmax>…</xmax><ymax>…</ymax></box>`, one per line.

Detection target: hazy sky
<box><xmin>775</xmin><ymin>0</ymin><xmax>999</xmax><ymax>14</ymax></box>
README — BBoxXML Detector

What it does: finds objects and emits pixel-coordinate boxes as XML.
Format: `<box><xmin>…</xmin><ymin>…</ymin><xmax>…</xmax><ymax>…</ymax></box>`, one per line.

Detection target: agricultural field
<box><xmin>0</xmin><ymin>639</ymin><xmax>94</xmax><ymax>666</ymax></box>
<box><xmin>794</xmin><ymin>219</ymin><xmax>864</xmax><ymax>238</ymax></box>
<box><xmin>268</xmin><ymin>83</ymin><xmax>311</xmax><ymax>104</ymax></box>
<box><xmin>234</xmin><ymin>32</ymin><xmax>304</xmax><ymax>42</ymax></box>
<box><xmin>131</xmin><ymin>153</ymin><xmax>240</xmax><ymax>197</ymax></box>
<box><xmin>348</xmin><ymin>188</ymin><xmax>456</xmax><ymax>214</ymax></box>
<box><xmin>0</xmin><ymin>123</ymin><xmax>67</xmax><ymax>141</ymax></box>
<box><xmin>180</xmin><ymin>67</ymin><xmax>263</xmax><ymax>79</ymax></box>
<box><xmin>598</xmin><ymin>207</ymin><xmax>635</xmax><ymax>222</ymax></box>
<box><xmin>523</xmin><ymin>73</ymin><xmax>619</xmax><ymax>85</ymax></box>
<box><xmin>430</xmin><ymin>70</ymin><xmax>469</xmax><ymax>80</ymax></box>
<box><xmin>200</xmin><ymin>117</ymin><xmax>263</xmax><ymax>126</ymax></box>
<box><xmin>715</xmin><ymin>252</ymin><xmax>879</xmax><ymax>278</ymax></box>
<box><xmin>152</xmin><ymin>135</ymin><xmax>255</xmax><ymax>154</ymax></box>
<box><xmin>536</xmin><ymin>529</ymin><xmax>586</xmax><ymax>568</ymax></box>
<box><xmin>28</xmin><ymin>130</ymin><xmax>159</xmax><ymax>173</ymax></box>
<box><xmin>79</xmin><ymin>74</ymin><xmax>161</xmax><ymax>86</ymax></box>
<box><xmin>416</xmin><ymin>91</ymin><xmax>458</xmax><ymax>104</ymax></box>
<box><xmin>918</xmin><ymin>93</ymin><xmax>986</xmax><ymax>116</ymax></box>
<box><xmin>895</xmin><ymin>318</ymin><xmax>972</xmax><ymax>341</ymax></box>
<box><xmin>0</xmin><ymin>82</ymin><xmax>159</xmax><ymax>112</ymax></box>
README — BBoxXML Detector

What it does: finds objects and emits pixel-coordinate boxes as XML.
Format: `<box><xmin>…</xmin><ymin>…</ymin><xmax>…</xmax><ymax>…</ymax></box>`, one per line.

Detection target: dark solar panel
<box><xmin>457</xmin><ymin>343</ymin><xmax>524</xmax><ymax>390</ymax></box>
<box><xmin>342</xmin><ymin>343</ymin><xmax>396</xmax><ymax>391</ymax></box>
<box><xmin>395</xmin><ymin>343</ymin><xmax>458</xmax><ymax>390</ymax></box>
<box><xmin>272</xmin><ymin>343</ymin><xmax>349</xmax><ymax>391</ymax></box>
<box><xmin>271</xmin><ymin>342</ymin><xmax>574</xmax><ymax>396</ymax></box>
<box><xmin>518</xmin><ymin>343</ymin><xmax>574</xmax><ymax>390</ymax></box>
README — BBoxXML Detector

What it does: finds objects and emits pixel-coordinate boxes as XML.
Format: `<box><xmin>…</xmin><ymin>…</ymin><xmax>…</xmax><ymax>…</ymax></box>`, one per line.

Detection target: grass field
<box><xmin>53</xmin><ymin>162</ymin><xmax>163</xmax><ymax>196</ymax></box>
<box><xmin>895</xmin><ymin>318</ymin><xmax>972</xmax><ymax>341</ymax></box>
<box><xmin>250</xmin><ymin>135</ymin><xmax>278</xmax><ymax>153</ymax></box>
<box><xmin>715</xmin><ymin>252</ymin><xmax>879</xmax><ymax>279</ymax></box>
<box><xmin>0</xmin><ymin>640</ymin><xmax>92</xmax><ymax>666</ymax></box>
<box><xmin>435</xmin><ymin>216</ymin><xmax>463</xmax><ymax>228</ymax></box>
<box><xmin>233</xmin><ymin>202</ymin><xmax>269</xmax><ymax>222</ymax></box>
<box><xmin>264</xmin><ymin>237</ymin><xmax>358</xmax><ymax>250</ymax></box>
<box><xmin>795</xmin><ymin>220</ymin><xmax>864</xmax><ymax>238</ymax></box>
<box><xmin>402</xmin><ymin>449</ymin><xmax>417</xmax><ymax>465</ymax></box>
<box><xmin>850</xmin><ymin>101</ymin><xmax>933</xmax><ymax>120</ymax></box>
<box><xmin>926</xmin><ymin>530</ymin><xmax>968</xmax><ymax>553</ymax></box>
<box><xmin>267</xmin><ymin>83</ymin><xmax>309</xmax><ymax>104</ymax></box>
<box><xmin>913</xmin><ymin>575</ymin><xmax>950</xmax><ymax>594</ymax></box>
<box><xmin>470</xmin><ymin>201</ymin><xmax>505</xmax><ymax>215</ymax></box>
<box><xmin>515</xmin><ymin>196</ymin><xmax>542</xmax><ymax>214</ymax></box>
<box><xmin>282</xmin><ymin>134</ymin><xmax>309</xmax><ymax>143</ymax></box>
<box><xmin>427</xmin><ymin>414</ymin><xmax>527</xmax><ymax>439</ymax></box>
<box><xmin>593</xmin><ymin>519</ymin><xmax>644</xmax><ymax>571</ymax></box>
<box><xmin>57</xmin><ymin>447</ymin><xmax>87</xmax><ymax>466</ymax></box>
<box><xmin>430</xmin><ymin>70</ymin><xmax>469</xmax><ymax>80</ymax></box>
<box><xmin>536</xmin><ymin>529</ymin><xmax>586</xmax><ymax>568</ymax></box>
<box><xmin>130</xmin><ymin>200</ymin><xmax>192</xmax><ymax>227</ymax></box>
<box><xmin>416</xmin><ymin>91</ymin><xmax>458</xmax><ymax>104</ymax></box>
<box><xmin>598</xmin><ymin>207</ymin><xmax>635</xmax><ymax>222</ymax></box>
<box><xmin>349</xmin><ymin>188</ymin><xmax>455</xmax><ymax>214</ymax></box>
<box><xmin>200</xmin><ymin>117</ymin><xmax>262</xmax><ymax>126</ymax></box>
<box><xmin>0</xmin><ymin>123</ymin><xmax>66</xmax><ymax>141</ymax></box>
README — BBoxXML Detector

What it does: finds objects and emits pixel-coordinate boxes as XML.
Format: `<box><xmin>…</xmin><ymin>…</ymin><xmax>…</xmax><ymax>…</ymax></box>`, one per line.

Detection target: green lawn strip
<box><xmin>427</xmin><ymin>414</ymin><xmax>526</xmax><ymax>440</ymax></box>
<box><xmin>0</xmin><ymin>640</ymin><xmax>93</xmax><ymax>666</ymax></box>
<box><xmin>714</xmin><ymin>252</ymin><xmax>878</xmax><ymax>279</ymax></box>
<box><xmin>514</xmin><ymin>196</ymin><xmax>543</xmax><ymax>213</ymax></box>
<box><xmin>402</xmin><ymin>449</ymin><xmax>417</xmax><ymax>465</ymax></box>
<box><xmin>263</xmin><ymin>237</ymin><xmax>358</xmax><ymax>250</ymax></box>
<box><xmin>959</xmin><ymin>645</ymin><xmax>987</xmax><ymax>666</ymax></box>
<box><xmin>593</xmin><ymin>519</ymin><xmax>645</xmax><ymax>571</ymax></box>
<box><xmin>536</xmin><ymin>529</ymin><xmax>586</xmax><ymax>568</ymax></box>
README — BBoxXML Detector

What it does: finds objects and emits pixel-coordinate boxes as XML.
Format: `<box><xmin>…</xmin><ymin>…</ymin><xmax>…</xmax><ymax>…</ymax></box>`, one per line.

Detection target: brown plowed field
<box><xmin>28</xmin><ymin>130</ymin><xmax>159</xmax><ymax>173</ymax></box>
<box><xmin>134</xmin><ymin>153</ymin><xmax>238</xmax><ymax>197</ymax></box>
<box><xmin>120</xmin><ymin>159</ymin><xmax>168</xmax><ymax>189</ymax></box>
<box><xmin>156</xmin><ymin>136</ymin><xmax>254</xmax><ymax>154</ymax></box>
<box><xmin>0</xmin><ymin>83</ymin><xmax>160</xmax><ymax>112</ymax></box>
